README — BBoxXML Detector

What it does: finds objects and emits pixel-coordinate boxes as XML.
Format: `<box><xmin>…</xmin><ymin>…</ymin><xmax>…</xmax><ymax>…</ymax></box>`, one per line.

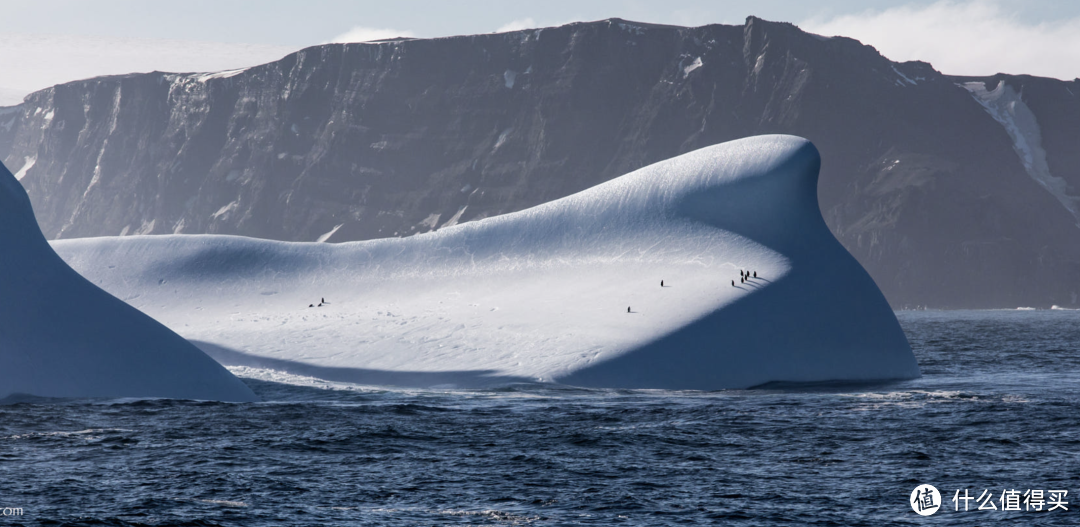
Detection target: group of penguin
<box><xmin>307</xmin><ymin>271</ymin><xmax>763</xmax><ymax>314</ymax></box>
<box><xmin>305</xmin><ymin>269</ymin><xmax>761</xmax><ymax>314</ymax></box>
<box><xmin>627</xmin><ymin>270</ymin><xmax>761</xmax><ymax>313</ymax></box>
<box><xmin>734</xmin><ymin>269</ymin><xmax>758</xmax><ymax>287</ymax></box>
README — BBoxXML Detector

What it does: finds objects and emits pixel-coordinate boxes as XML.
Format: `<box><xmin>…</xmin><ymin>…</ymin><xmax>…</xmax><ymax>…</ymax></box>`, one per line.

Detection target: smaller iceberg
<box><xmin>0</xmin><ymin>161</ymin><xmax>257</xmax><ymax>402</ymax></box>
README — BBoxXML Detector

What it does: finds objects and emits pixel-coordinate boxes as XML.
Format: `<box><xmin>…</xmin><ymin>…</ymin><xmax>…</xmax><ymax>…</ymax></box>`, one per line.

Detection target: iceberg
<box><xmin>53</xmin><ymin>135</ymin><xmax>920</xmax><ymax>389</ymax></box>
<box><xmin>0</xmin><ymin>161</ymin><xmax>257</xmax><ymax>402</ymax></box>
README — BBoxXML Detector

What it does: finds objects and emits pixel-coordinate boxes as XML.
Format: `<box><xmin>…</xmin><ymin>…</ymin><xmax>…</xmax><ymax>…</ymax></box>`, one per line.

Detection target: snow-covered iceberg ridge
<box><xmin>0</xmin><ymin>161</ymin><xmax>257</xmax><ymax>402</ymax></box>
<box><xmin>54</xmin><ymin>135</ymin><xmax>920</xmax><ymax>389</ymax></box>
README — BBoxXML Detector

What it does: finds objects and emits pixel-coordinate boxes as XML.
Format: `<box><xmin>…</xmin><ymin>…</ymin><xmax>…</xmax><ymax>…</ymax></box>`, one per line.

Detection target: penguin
<box><xmin>731</xmin><ymin>280</ymin><xmax>735</xmax><ymax>287</ymax></box>
<box><xmin>309</xmin><ymin>304</ymin><xmax>314</xmax><ymax>308</ymax></box>
<box><xmin>321</xmin><ymin>297</ymin><xmax>328</xmax><ymax>304</ymax></box>
<box><xmin>627</xmin><ymin>306</ymin><xmax>631</xmax><ymax>313</ymax></box>
<box><xmin>660</xmin><ymin>280</ymin><xmax>664</xmax><ymax>287</ymax></box>
<box><xmin>753</xmin><ymin>271</ymin><xmax>757</xmax><ymax>278</ymax></box>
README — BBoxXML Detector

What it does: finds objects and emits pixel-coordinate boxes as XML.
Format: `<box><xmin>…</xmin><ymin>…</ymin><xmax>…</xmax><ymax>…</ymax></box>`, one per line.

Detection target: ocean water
<box><xmin>1</xmin><ymin>310</ymin><xmax>1078</xmax><ymax>526</ymax></box>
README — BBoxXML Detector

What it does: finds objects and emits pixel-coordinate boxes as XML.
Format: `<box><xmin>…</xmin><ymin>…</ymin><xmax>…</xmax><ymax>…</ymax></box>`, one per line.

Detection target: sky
<box><xmin>1</xmin><ymin>0</ymin><xmax>1078</xmax><ymax>105</ymax></box>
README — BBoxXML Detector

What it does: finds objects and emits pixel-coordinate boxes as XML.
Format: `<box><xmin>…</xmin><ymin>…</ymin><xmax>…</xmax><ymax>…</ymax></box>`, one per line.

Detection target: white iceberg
<box><xmin>53</xmin><ymin>135</ymin><xmax>920</xmax><ymax>389</ymax></box>
<box><xmin>0</xmin><ymin>162</ymin><xmax>257</xmax><ymax>402</ymax></box>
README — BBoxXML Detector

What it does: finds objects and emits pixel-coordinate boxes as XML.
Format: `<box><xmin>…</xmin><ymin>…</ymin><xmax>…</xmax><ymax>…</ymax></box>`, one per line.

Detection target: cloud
<box><xmin>330</xmin><ymin>26</ymin><xmax>416</xmax><ymax>43</ymax></box>
<box><xmin>496</xmin><ymin>18</ymin><xmax>538</xmax><ymax>33</ymax></box>
<box><xmin>800</xmin><ymin>0</ymin><xmax>1080</xmax><ymax>80</ymax></box>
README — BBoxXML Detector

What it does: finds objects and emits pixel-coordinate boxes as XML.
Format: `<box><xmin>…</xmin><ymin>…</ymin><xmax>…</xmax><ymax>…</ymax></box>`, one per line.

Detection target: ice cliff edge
<box><xmin>562</xmin><ymin>135</ymin><xmax>921</xmax><ymax>388</ymax></box>
<box><xmin>0</xmin><ymin>161</ymin><xmax>257</xmax><ymax>402</ymax></box>
<box><xmin>53</xmin><ymin>135</ymin><xmax>920</xmax><ymax>390</ymax></box>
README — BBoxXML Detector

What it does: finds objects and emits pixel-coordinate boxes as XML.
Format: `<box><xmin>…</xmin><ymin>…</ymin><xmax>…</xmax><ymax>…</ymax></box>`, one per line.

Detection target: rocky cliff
<box><xmin>2</xmin><ymin>17</ymin><xmax>1079</xmax><ymax>308</ymax></box>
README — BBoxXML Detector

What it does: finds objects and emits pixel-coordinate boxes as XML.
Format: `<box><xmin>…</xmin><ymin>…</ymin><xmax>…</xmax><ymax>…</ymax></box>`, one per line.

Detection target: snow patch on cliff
<box><xmin>493</xmin><ymin>128</ymin><xmax>512</xmax><ymax>151</ymax></box>
<box><xmin>212</xmin><ymin>200</ymin><xmax>240</xmax><ymax>220</ymax></box>
<box><xmin>197</xmin><ymin>68</ymin><xmax>247</xmax><ymax>82</ymax></box>
<box><xmin>961</xmin><ymin>80</ymin><xmax>1080</xmax><ymax>227</ymax></box>
<box><xmin>316</xmin><ymin>223</ymin><xmax>344</xmax><ymax>243</ymax></box>
<box><xmin>683</xmin><ymin>57</ymin><xmax>703</xmax><ymax>78</ymax></box>
<box><xmin>892</xmin><ymin>65</ymin><xmax>917</xmax><ymax>85</ymax></box>
<box><xmin>12</xmin><ymin>156</ymin><xmax>34</xmax><ymax>181</ymax></box>
<box><xmin>133</xmin><ymin>219</ymin><xmax>156</xmax><ymax>235</ymax></box>
<box><xmin>439</xmin><ymin>206</ymin><xmax>467</xmax><ymax>229</ymax></box>
<box><xmin>418</xmin><ymin>213</ymin><xmax>441</xmax><ymax>231</ymax></box>
<box><xmin>617</xmin><ymin>22</ymin><xmax>646</xmax><ymax>36</ymax></box>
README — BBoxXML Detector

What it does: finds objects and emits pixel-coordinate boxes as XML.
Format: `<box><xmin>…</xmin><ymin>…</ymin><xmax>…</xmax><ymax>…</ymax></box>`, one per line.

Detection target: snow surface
<box><xmin>960</xmin><ymin>81</ymin><xmax>1080</xmax><ymax>227</ymax></box>
<box><xmin>0</xmin><ymin>162</ymin><xmax>257</xmax><ymax>402</ymax></box>
<box><xmin>53</xmin><ymin>135</ymin><xmax>919</xmax><ymax>390</ymax></box>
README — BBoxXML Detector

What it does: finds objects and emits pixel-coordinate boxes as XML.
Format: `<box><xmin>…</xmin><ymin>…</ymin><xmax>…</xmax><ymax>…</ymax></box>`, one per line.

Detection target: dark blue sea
<box><xmin>2</xmin><ymin>310</ymin><xmax>1079</xmax><ymax>526</ymax></box>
